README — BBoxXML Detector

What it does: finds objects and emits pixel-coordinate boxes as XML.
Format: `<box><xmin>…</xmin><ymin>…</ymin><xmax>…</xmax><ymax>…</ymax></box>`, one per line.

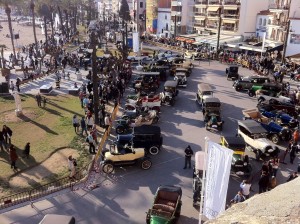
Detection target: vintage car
<box><xmin>115</xmin><ymin>125</ymin><xmax>163</xmax><ymax>155</ymax></box>
<box><xmin>196</xmin><ymin>83</ymin><xmax>213</xmax><ymax>105</ymax></box>
<box><xmin>174</xmin><ymin>72</ymin><xmax>187</xmax><ymax>88</ymax></box>
<box><xmin>133</xmin><ymin>71</ymin><xmax>160</xmax><ymax>93</ymax></box>
<box><xmin>184</xmin><ymin>50</ymin><xmax>198</xmax><ymax>59</ymax></box>
<box><xmin>125</xmin><ymin>93</ymin><xmax>161</xmax><ymax>113</ymax></box>
<box><xmin>170</xmin><ymin>65</ymin><xmax>192</xmax><ymax>77</ymax></box>
<box><xmin>248</xmin><ymin>83</ymin><xmax>282</xmax><ymax>98</ymax></box>
<box><xmin>161</xmin><ymin>81</ymin><xmax>179</xmax><ymax>106</ymax></box>
<box><xmin>237</xmin><ymin>120</ymin><xmax>280</xmax><ymax>160</ymax></box>
<box><xmin>220</xmin><ymin>136</ymin><xmax>252</xmax><ymax>176</ymax></box>
<box><xmin>203</xmin><ymin>97</ymin><xmax>223</xmax><ymax>131</ymax></box>
<box><xmin>115</xmin><ymin>110</ymin><xmax>159</xmax><ymax>134</ymax></box>
<box><xmin>233</xmin><ymin>76</ymin><xmax>270</xmax><ymax>91</ymax></box>
<box><xmin>258</xmin><ymin>100</ymin><xmax>300</xmax><ymax>118</ymax></box>
<box><xmin>260</xmin><ymin>110</ymin><xmax>299</xmax><ymax>129</ymax></box>
<box><xmin>242</xmin><ymin>109</ymin><xmax>292</xmax><ymax>144</ymax></box>
<box><xmin>101</xmin><ymin>144</ymin><xmax>152</xmax><ymax>173</ymax></box>
<box><xmin>226</xmin><ymin>65</ymin><xmax>239</xmax><ymax>80</ymax></box>
<box><xmin>146</xmin><ymin>185</ymin><xmax>182</xmax><ymax>224</ymax></box>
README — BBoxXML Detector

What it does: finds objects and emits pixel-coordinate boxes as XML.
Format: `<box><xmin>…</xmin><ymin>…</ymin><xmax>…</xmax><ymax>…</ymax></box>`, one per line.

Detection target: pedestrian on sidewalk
<box><xmin>91</xmin><ymin>124</ymin><xmax>98</xmax><ymax>144</ymax></box>
<box><xmin>258</xmin><ymin>171</ymin><xmax>269</xmax><ymax>194</ymax></box>
<box><xmin>86</xmin><ymin>132</ymin><xmax>96</xmax><ymax>154</ymax></box>
<box><xmin>290</xmin><ymin>143</ymin><xmax>297</xmax><ymax>164</ymax></box>
<box><xmin>2</xmin><ymin>125</ymin><xmax>12</xmax><ymax>146</ymax></box>
<box><xmin>23</xmin><ymin>142</ymin><xmax>30</xmax><ymax>159</ymax></box>
<box><xmin>68</xmin><ymin>155</ymin><xmax>77</xmax><ymax>180</ymax></box>
<box><xmin>240</xmin><ymin>179</ymin><xmax>251</xmax><ymax>199</ymax></box>
<box><xmin>42</xmin><ymin>97</ymin><xmax>47</xmax><ymax>107</ymax></box>
<box><xmin>80</xmin><ymin>116</ymin><xmax>88</xmax><ymax>136</ymax></box>
<box><xmin>270</xmin><ymin>157</ymin><xmax>280</xmax><ymax>177</ymax></box>
<box><xmin>9</xmin><ymin>145</ymin><xmax>18</xmax><ymax>170</ymax></box>
<box><xmin>16</xmin><ymin>78</ymin><xmax>21</xmax><ymax>92</ymax></box>
<box><xmin>183</xmin><ymin>145</ymin><xmax>193</xmax><ymax>169</ymax></box>
<box><xmin>104</xmin><ymin>114</ymin><xmax>112</xmax><ymax>132</ymax></box>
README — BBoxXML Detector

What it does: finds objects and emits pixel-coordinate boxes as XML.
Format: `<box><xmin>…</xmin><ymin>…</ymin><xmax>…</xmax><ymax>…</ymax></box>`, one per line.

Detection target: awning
<box><xmin>207</xmin><ymin>6</ymin><xmax>220</xmax><ymax>11</ymax></box>
<box><xmin>223</xmin><ymin>6</ymin><xmax>238</xmax><ymax>10</ymax></box>
<box><xmin>222</xmin><ymin>19</ymin><xmax>236</xmax><ymax>24</ymax></box>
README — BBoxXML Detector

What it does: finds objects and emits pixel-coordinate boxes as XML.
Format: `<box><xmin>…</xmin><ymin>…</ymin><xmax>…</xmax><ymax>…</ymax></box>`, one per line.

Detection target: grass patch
<box><xmin>0</xmin><ymin>94</ymin><xmax>90</xmax><ymax>196</ymax></box>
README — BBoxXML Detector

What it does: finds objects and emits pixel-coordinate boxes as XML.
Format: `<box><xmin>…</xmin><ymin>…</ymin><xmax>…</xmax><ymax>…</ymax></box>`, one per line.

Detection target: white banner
<box><xmin>133</xmin><ymin>32</ymin><xmax>139</xmax><ymax>53</ymax></box>
<box><xmin>203</xmin><ymin>140</ymin><xmax>233</xmax><ymax>220</ymax></box>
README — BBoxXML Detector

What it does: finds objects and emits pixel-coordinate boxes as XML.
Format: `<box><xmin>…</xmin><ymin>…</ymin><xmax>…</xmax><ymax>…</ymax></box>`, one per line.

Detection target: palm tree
<box><xmin>30</xmin><ymin>0</ymin><xmax>39</xmax><ymax>56</ymax></box>
<box><xmin>2</xmin><ymin>2</ymin><xmax>16</xmax><ymax>60</ymax></box>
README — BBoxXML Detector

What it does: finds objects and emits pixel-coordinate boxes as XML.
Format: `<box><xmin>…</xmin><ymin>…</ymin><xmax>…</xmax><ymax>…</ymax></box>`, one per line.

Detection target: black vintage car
<box><xmin>115</xmin><ymin>125</ymin><xmax>163</xmax><ymax>155</ymax></box>
<box><xmin>233</xmin><ymin>76</ymin><xmax>270</xmax><ymax>91</ymax></box>
<box><xmin>162</xmin><ymin>81</ymin><xmax>178</xmax><ymax>106</ymax></box>
<box><xmin>226</xmin><ymin>65</ymin><xmax>239</xmax><ymax>80</ymax></box>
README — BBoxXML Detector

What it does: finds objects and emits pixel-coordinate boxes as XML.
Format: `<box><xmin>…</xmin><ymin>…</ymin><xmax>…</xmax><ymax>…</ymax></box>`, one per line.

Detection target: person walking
<box><xmin>104</xmin><ymin>114</ymin><xmax>112</xmax><ymax>132</ymax></box>
<box><xmin>36</xmin><ymin>93</ymin><xmax>42</xmax><ymax>107</ymax></box>
<box><xmin>289</xmin><ymin>142</ymin><xmax>297</xmax><ymax>164</ymax></box>
<box><xmin>271</xmin><ymin>157</ymin><xmax>280</xmax><ymax>177</ymax></box>
<box><xmin>68</xmin><ymin>155</ymin><xmax>77</xmax><ymax>180</ymax></box>
<box><xmin>9</xmin><ymin>145</ymin><xmax>18</xmax><ymax>170</ymax></box>
<box><xmin>72</xmin><ymin>115</ymin><xmax>80</xmax><ymax>133</ymax></box>
<box><xmin>240</xmin><ymin>179</ymin><xmax>251</xmax><ymax>199</ymax></box>
<box><xmin>258</xmin><ymin>171</ymin><xmax>269</xmax><ymax>194</ymax></box>
<box><xmin>91</xmin><ymin>124</ymin><xmax>98</xmax><ymax>144</ymax></box>
<box><xmin>0</xmin><ymin>131</ymin><xmax>5</xmax><ymax>151</ymax></box>
<box><xmin>23</xmin><ymin>142</ymin><xmax>30</xmax><ymax>159</ymax></box>
<box><xmin>87</xmin><ymin>132</ymin><xmax>96</xmax><ymax>154</ymax></box>
<box><xmin>16</xmin><ymin>78</ymin><xmax>21</xmax><ymax>92</ymax></box>
<box><xmin>86</xmin><ymin>116</ymin><xmax>94</xmax><ymax>130</ymax></box>
<box><xmin>80</xmin><ymin>116</ymin><xmax>88</xmax><ymax>136</ymax></box>
<box><xmin>2</xmin><ymin>125</ymin><xmax>12</xmax><ymax>146</ymax></box>
<box><xmin>183</xmin><ymin>145</ymin><xmax>193</xmax><ymax>169</ymax></box>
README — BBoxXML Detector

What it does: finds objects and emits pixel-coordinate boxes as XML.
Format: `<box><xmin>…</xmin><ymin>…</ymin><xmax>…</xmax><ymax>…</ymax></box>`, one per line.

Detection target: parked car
<box><xmin>237</xmin><ymin>120</ymin><xmax>279</xmax><ymax>160</ymax></box>
<box><xmin>233</xmin><ymin>76</ymin><xmax>270</xmax><ymax>91</ymax></box>
<box><xmin>115</xmin><ymin>125</ymin><xmax>163</xmax><ymax>155</ymax></box>
<box><xmin>203</xmin><ymin>97</ymin><xmax>224</xmax><ymax>131</ymax></box>
<box><xmin>196</xmin><ymin>83</ymin><xmax>213</xmax><ymax>105</ymax></box>
<box><xmin>260</xmin><ymin>110</ymin><xmax>299</xmax><ymax>129</ymax></box>
<box><xmin>101</xmin><ymin>144</ymin><xmax>152</xmax><ymax>173</ymax></box>
<box><xmin>146</xmin><ymin>185</ymin><xmax>182</xmax><ymax>224</ymax></box>
<box><xmin>258</xmin><ymin>100</ymin><xmax>300</xmax><ymax>118</ymax></box>
<box><xmin>226</xmin><ymin>65</ymin><xmax>239</xmax><ymax>80</ymax></box>
<box><xmin>161</xmin><ymin>81</ymin><xmax>179</xmax><ymax>106</ymax></box>
<box><xmin>174</xmin><ymin>72</ymin><xmax>187</xmax><ymax>87</ymax></box>
<box><xmin>248</xmin><ymin>83</ymin><xmax>282</xmax><ymax>98</ymax></box>
<box><xmin>220</xmin><ymin>136</ymin><xmax>252</xmax><ymax>176</ymax></box>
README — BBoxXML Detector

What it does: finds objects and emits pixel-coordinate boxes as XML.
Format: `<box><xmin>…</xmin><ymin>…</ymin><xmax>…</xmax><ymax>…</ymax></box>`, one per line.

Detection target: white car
<box><xmin>237</xmin><ymin>120</ymin><xmax>279</xmax><ymax>160</ymax></box>
<box><xmin>256</xmin><ymin>90</ymin><xmax>293</xmax><ymax>104</ymax></box>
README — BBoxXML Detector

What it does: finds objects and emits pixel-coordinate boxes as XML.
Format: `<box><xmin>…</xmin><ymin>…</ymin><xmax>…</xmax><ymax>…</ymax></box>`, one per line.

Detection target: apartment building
<box><xmin>170</xmin><ymin>0</ymin><xmax>194</xmax><ymax>35</ymax></box>
<box><xmin>146</xmin><ymin>0</ymin><xmax>158</xmax><ymax>33</ymax></box>
<box><xmin>157</xmin><ymin>0</ymin><xmax>171</xmax><ymax>37</ymax></box>
<box><xmin>193</xmin><ymin>0</ymin><xmax>268</xmax><ymax>37</ymax></box>
<box><xmin>286</xmin><ymin>0</ymin><xmax>300</xmax><ymax>57</ymax></box>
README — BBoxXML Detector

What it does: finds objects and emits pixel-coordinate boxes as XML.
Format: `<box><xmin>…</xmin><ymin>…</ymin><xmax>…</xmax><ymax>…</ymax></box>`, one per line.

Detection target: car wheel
<box><xmin>271</xmin><ymin>134</ymin><xmax>279</xmax><ymax>144</ymax></box>
<box><xmin>149</xmin><ymin>146</ymin><xmax>159</xmax><ymax>155</ymax></box>
<box><xmin>248</xmin><ymin>91</ymin><xmax>254</xmax><ymax>97</ymax></box>
<box><xmin>141</xmin><ymin>159</ymin><xmax>152</xmax><ymax>170</ymax></box>
<box><xmin>102</xmin><ymin>162</ymin><xmax>114</xmax><ymax>174</ymax></box>
<box><xmin>116</xmin><ymin>126</ymin><xmax>125</xmax><ymax>134</ymax></box>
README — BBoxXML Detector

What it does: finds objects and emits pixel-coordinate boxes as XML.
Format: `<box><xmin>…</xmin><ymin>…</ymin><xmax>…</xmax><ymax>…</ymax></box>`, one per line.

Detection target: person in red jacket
<box><xmin>9</xmin><ymin>145</ymin><xmax>18</xmax><ymax>170</ymax></box>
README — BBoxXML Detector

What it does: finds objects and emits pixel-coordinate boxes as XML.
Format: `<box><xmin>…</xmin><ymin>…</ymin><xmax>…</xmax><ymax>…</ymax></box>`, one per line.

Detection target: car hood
<box><xmin>255</xmin><ymin>138</ymin><xmax>272</xmax><ymax>148</ymax></box>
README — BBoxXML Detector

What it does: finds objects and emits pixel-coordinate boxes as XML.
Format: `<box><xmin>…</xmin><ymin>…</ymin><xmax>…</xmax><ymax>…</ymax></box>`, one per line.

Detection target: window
<box><xmin>263</xmin><ymin>19</ymin><xmax>266</xmax><ymax>26</ymax></box>
<box><xmin>166</xmin><ymin>23</ymin><xmax>169</xmax><ymax>31</ymax></box>
<box><xmin>259</xmin><ymin>18</ymin><xmax>262</xmax><ymax>25</ymax></box>
<box><xmin>165</xmin><ymin>15</ymin><xmax>167</xmax><ymax>20</ymax></box>
<box><xmin>268</xmin><ymin>19</ymin><xmax>271</xmax><ymax>25</ymax></box>
<box><xmin>140</xmin><ymin>2</ymin><xmax>143</xmax><ymax>8</ymax></box>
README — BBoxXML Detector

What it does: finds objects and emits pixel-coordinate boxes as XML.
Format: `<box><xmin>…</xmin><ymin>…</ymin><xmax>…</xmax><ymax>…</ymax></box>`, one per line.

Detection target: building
<box><xmin>193</xmin><ymin>0</ymin><xmax>269</xmax><ymax>37</ymax></box>
<box><xmin>146</xmin><ymin>0</ymin><xmax>158</xmax><ymax>33</ymax></box>
<box><xmin>170</xmin><ymin>0</ymin><xmax>194</xmax><ymax>36</ymax></box>
<box><xmin>157</xmin><ymin>0</ymin><xmax>171</xmax><ymax>37</ymax></box>
<box><xmin>286</xmin><ymin>0</ymin><xmax>300</xmax><ymax>58</ymax></box>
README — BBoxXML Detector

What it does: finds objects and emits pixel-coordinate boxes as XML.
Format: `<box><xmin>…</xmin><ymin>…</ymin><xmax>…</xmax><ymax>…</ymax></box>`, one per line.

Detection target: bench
<box><xmin>40</xmin><ymin>84</ymin><xmax>53</xmax><ymax>94</ymax></box>
<box><xmin>15</xmin><ymin>67</ymin><xmax>34</xmax><ymax>72</ymax></box>
<box><xmin>68</xmin><ymin>86</ymin><xmax>80</xmax><ymax>95</ymax></box>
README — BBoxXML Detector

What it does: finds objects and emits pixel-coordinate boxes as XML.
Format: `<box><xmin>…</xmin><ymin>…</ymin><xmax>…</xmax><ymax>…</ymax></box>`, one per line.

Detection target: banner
<box><xmin>133</xmin><ymin>32</ymin><xmax>139</xmax><ymax>53</ymax></box>
<box><xmin>203</xmin><ymin>140</ymin><xmax>233</xmax><ymax>220</ymax></box>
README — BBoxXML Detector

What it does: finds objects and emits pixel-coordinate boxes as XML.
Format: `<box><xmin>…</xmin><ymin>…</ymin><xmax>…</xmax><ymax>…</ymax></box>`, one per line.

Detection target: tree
<box><xmin>39</xmin><ymin>3</ymin><xmax>52</xmax><ymax>46</ymax></box>
<box><xmin>30</xmin><ymin>0</ymin><xmax>39</xmax><ymax>56</ymax></box>
<box><xmin>119</xmin><ymin>0</ymin><xmax>131</xmax><ymax>22</ymax></box>
<box><xmin>2</xmin><ymin>2</ymin><xmax>16</xmax><ymax>60</ymax></box>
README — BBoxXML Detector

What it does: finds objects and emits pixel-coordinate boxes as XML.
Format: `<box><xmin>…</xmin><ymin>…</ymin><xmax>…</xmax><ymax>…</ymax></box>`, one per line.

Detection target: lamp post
<box><xmin>216</xmin><ymin>9</ymin><xmax>222</xmax><ymax>54</ymax></box>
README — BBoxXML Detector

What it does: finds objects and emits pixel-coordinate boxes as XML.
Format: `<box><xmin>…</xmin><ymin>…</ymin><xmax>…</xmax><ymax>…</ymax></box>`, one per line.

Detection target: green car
<box><xmin>146</xmin><ymin>186</ymin><xmax>182</xmax><ymax>224</ymax></box>
<box><xmin>248</xmin><ymin>83</ymin><xmax>282</xmax><ymax>97</ymax></box>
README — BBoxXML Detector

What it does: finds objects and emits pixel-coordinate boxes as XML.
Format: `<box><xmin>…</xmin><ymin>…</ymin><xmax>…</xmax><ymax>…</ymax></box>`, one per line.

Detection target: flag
<box><xmin>203</xmin><ymin>140</ymin><xmax>233</xmax><ymax>220</ymax></box>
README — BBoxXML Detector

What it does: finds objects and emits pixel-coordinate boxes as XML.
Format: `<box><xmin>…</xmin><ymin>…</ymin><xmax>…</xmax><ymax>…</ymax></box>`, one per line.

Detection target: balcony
<box><xmin>207</xmin><ymin>12</ymin><xmax>219</xmax><ymax>17</ymax></box>
<box><xmin>194</xmin><ymin>12</ymin><xmax>207</xmax><ymax>17</ymax></box>
<box><xmin>171</xmin><ymin>0</ymin><xmax>182</xmax><ymax>7</ymax></box>
<box><xmin>171</xmin><ymin>11</ymin><xmax>182</xmax><ymax>17</ymax></box>
<box><xmin>223</xmin><ymin>14</ymin><xmax>239</xmax><ymax>19</ymax></box>
<box><xmin>268</xmin><ymin>20</ymin><xmax>287</xmax><ymax>27</ymax></box>
<box><xmin>224</xmin><ymin>0</ymin><xmax>240</xmax><ymax>5</ymax></box>
<box><xmin>194</xmin><ymin>22</ymin><xmax>206</xmax><ymax>27</ymax></box>
<box><xmin>269</xmin><ymin>4</ymin><xmax>289</xmax><ymax>11</ymax></box>
<box><xmin>208</xmin><ymin>0</ymin><xmax>221</xmax><ymax>5</ymax></box>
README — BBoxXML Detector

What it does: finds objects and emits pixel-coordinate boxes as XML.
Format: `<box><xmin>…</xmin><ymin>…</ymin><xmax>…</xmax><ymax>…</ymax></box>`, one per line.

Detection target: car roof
<box><xmin>223</xmin><ymin>136</ymin><xmax>246</xmax><ymax>148</ymax></box>
<box><xmin>133</xmin><ymin>125</ymin><xmax>161</xmax><ymax>134</ymax></box>
<box><xmin>198</xmin><ymin>83</ymin><xmax>213</xmax><ymax>92</ymax></box>
<box><xmin>164</xmin><ymin>80</ymin><xmax>178</xmax><ymax>87</ymax></box>
<box><xmin>238</xmin><ymin>120</ymin><xmax>267</xmax><ymax>134</ymax></box>
<box><xmin>203</xmin><ymin>97</ymin><xmax>220</xmax><ymax>103</ymax></box>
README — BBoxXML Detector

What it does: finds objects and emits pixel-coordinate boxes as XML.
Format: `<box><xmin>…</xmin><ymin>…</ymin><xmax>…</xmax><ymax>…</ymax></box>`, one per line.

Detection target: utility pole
<box><xmin>282</xmin><ymin>0</ymin><xmax>292</xmax><ymax>64</ymax></box>
<box><xmin>174</xmin><ymin>15</ymin><xmax>177</xmax><ymax>38</ymax></box>
<box><xmin>91</xmin><ymin>31</ymin><xmax>99</xmax><ymax>125</ymax></box>
<box><xmin>216</xmin><ymin>9</ymin><xmax>222</xmax><ymax>53</ymax></box>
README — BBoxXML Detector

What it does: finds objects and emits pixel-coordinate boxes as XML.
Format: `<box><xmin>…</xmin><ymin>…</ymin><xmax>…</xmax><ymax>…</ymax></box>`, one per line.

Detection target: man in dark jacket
<box><xmin>183</xmin><ymin>145</ymin><xmax>193</xmax><ymax>169</ymax></box>
<box><xmin>0</xmin><ymin>131</ymin><xmax>5</xmax><ymax>151</ymax></box>
<box><xmin>2</xmin><ymin>125</ymin><xmax>12</xmax><ymax>146</ymax></box>
<box><xmin>258</xmin><ymin>171</ymin><xmax>269</xmax><ymax>194</ymax></box>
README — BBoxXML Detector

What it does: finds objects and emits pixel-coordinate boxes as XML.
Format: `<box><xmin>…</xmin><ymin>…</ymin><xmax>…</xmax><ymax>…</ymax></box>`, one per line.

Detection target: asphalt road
<box><xmin>1</xmin><ymin>59</ymin><xmax>299</xmax><ymax>224</ymax></box>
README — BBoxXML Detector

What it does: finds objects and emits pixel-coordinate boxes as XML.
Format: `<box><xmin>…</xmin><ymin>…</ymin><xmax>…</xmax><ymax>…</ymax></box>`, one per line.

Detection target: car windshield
<box><xmin>203</xmin><ymin>91</ymin><xmax>213</xmax><ymax>95</ymax></box>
